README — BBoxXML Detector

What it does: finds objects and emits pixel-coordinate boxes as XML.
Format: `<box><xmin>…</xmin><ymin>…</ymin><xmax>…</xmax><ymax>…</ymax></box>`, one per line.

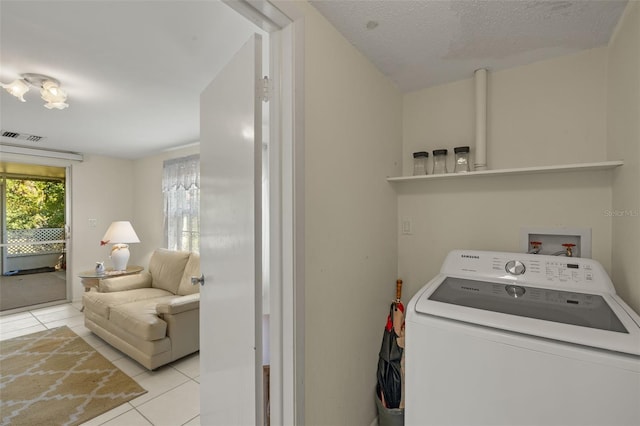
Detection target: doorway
<box><xmin>198</xmin><ymin>1</ymin><xmax>302</xmax><ymax>424</ymax></box>
<box><xmin>0</xmin><ymin>162</ymin><xmax>69</xmax><ymax>312</ymax></box>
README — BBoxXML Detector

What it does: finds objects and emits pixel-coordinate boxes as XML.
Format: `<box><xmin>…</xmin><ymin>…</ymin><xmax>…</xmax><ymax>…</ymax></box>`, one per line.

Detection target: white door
<box><xmin>199</xmin><ymin>34</ymin><xmax>263</xmax><ymax>425</ymax></box>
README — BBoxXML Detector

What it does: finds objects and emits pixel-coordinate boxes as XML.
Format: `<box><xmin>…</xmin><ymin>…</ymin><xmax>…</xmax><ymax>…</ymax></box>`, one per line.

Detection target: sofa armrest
<box><xmin>98</xmin><ymin>272</ymin><xmax>152</xmax><ymax>292</ymax></box>
<box><xmin>156</xmin><ymin>293</ymin><xmax>200</xmax><ymax>315</ymax></box>
<box><xmin>159</xmin><ymin>294</ymin><xmax>200</xmax><ymax>360</ymax></box>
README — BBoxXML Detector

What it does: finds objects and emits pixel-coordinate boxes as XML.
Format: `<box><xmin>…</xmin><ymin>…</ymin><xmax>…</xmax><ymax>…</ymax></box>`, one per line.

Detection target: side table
<box><xmin>78</xmin><ymin>265</ymin><xmax>144</xmax><ymax>291</ymax></box>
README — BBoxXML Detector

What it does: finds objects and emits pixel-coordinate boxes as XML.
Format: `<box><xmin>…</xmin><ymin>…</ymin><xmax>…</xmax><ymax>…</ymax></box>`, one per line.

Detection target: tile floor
<box><xmin>0</xmin><ymin>302</ymin><xmax>201</xmax><ymax>426</ymax></box>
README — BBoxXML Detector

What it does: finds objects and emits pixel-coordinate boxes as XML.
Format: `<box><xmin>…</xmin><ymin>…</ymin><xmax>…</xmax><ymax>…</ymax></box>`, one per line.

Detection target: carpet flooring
<box><xmin>0</xmin><ymin>326</ymin><xmax>147</xmax><ymax>426</ymax></box>
<box><xmin>0</xmin><ymin>271</ymin><xmax>67</xmax><ymax>311</ymax></box>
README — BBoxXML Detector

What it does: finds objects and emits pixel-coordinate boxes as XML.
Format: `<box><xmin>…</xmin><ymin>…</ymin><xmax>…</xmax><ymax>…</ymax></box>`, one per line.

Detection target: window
<box><xmin>162</xmin><ymin>155</ymin><xmax>200</xmax><ymax>252</ymax></box>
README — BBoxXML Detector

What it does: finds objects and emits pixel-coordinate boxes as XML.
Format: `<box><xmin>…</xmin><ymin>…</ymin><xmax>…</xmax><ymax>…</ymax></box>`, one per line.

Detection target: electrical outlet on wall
<box><xmin>88</xmin><ymin>218</ymin><xmax>97</xmax><ymax>229</ymax></box>
<box><xmin>520</xmin><ymin>227</ymin><xmax>592</xmax><ymax>258</ymax></box>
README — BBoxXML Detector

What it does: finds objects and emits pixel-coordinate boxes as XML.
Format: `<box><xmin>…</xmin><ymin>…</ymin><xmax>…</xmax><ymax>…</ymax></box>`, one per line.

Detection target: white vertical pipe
<box><xmin>474</xmin><ymin>68</ymin><xmax>488</xmax><ymax>171</ymax></box>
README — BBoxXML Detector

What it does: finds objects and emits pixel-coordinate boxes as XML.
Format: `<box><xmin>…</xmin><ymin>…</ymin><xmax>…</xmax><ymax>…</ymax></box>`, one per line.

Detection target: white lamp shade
<box><xmin>102</xmin><ymin>221</ymin><xmax>140</xmax><ymax>244</ymax></box>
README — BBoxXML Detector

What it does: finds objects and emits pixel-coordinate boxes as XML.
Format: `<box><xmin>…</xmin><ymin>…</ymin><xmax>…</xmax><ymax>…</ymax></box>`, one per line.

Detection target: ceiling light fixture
<box><xmin>40</xmin><ymin>79</ymin><xmax>69</xmax><ymax>110</ymax></box>
<box><xmin>1</xmin><ymin>79</ymin><xmax>29</xmax><ymax>102</ymax></box>
<box><xmin>1</xmin><ymin>73</ymin><xmax>69</xmax><ymax>110</ymax></box>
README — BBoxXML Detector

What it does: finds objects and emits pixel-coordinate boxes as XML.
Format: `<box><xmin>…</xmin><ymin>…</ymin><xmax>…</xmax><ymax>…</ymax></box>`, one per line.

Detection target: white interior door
<box><xmin>199</xmin><ymin>34</ymin><xmax>263</xmax><ymax>425</ymax></box>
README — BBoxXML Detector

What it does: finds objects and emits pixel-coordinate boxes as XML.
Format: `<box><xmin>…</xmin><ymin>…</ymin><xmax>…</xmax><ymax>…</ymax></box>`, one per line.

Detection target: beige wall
<box><xmin>299</xmin><ymin>2</ymin><xmax>403</xmax><ymax>424</ymax></box>
<box><xmin>607</xmin><ymin>1</ymin><xmax>640</xmax><ymax>313</ymax></box>
<box><xmin>400</xmin><ymin>48</ymin><xmax>615</xmax><ymax>302</ymax></box>
<box><xmin>403</xmin><ymin>47</ymin><xmax>608</xmax><ymax>175</ymax></box>
<box><xmin>70</xmin><ymin>155</ymin><xmax>134</xmax><ymax>301</ymax></box>
<box><xmin>397</xmin><ymin>172</ymin><xmax>613</xmax><ymax>300</ymax></box>
<box><xmin>67</xmin><ymin>145</ymin><xmax>198</xmax><ymax>302</ymax></box>
<box><xmin>131</xmin><ymin>144</ymin><xmax>200</xmax><ymax>267</ymax></box>
<box><xmin>490</xmin><ymin>48</ymin><xmax>607</xmax><ymax>169</ymax></box>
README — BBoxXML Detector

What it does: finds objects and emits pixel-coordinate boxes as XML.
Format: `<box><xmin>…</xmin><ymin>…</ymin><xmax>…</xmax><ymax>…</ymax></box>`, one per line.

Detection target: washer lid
<box><xmin>414</xmin><ymin>275</ymin><xmax>640</xmax><ymax>356</ymax></box>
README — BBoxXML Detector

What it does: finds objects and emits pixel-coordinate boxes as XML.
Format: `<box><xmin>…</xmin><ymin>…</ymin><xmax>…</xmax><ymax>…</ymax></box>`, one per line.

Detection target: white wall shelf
<box><xmin>387</xmin><ymin>160</ymin><xmax>624</xmax><ymax>183</ymax></box>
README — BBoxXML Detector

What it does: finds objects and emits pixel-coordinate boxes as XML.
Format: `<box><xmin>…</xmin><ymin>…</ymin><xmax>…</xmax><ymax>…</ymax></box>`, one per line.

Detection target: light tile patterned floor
<box><xmin>0</xmin><ymin>302</ymin><xmax>201</xmax><ymax>426</ymax></box>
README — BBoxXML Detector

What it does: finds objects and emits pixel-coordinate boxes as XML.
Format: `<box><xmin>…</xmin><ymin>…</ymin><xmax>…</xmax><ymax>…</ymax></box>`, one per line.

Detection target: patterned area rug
<box><xmin>0</xmin><ymin>326</ymin><xmax>146</xmax><ymax>426</ymax></box>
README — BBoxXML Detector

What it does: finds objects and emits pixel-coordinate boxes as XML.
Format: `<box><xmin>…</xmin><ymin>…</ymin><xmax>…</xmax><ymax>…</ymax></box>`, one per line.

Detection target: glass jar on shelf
<box><xmin>432</xmin><ymin>149</ymin><xmax>448</xmax><ymax>174</ymax></box>
<box><xmin>454</xmin><ymin>146</ymin><xmax>471</xmax><ymax>173</ymax></box>
<box><xmin>412</xmin><ymin>151</ymin><xmax>429</xmax><ymax>176</ymax></box>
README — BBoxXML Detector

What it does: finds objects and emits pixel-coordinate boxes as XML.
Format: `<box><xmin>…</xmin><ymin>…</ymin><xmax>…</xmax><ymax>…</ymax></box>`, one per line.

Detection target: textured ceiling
<box><xmin>310</xmin><ymin>0</ymin><xmax>628</xmax><ymax>92</ymax></box>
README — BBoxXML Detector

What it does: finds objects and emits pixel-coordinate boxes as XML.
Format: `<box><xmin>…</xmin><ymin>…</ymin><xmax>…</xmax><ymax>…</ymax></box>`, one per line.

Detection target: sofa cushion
<box><xmin>109</xmin><ymin>296</ymin><xmax>179</xmax><ymax>341</ymax></box>
<box><xmin>99</xmin><ymin>272</ymin><xmax>152</xmax><ymax>292</ymax></box>
<box><xmin>177</xmin><ymin>253</ymin><xmax>201</xmax><ymax>296</ymax></box>
<box><xmin>83</xmin><ymin>288</ymin><xmax>173</xmax><ymax>319</ymax></box>
<box><xmin>148</xmin><ymin>249</ymin><xmax>190</xmax><ymax>294</ymax></box>
<box><xmin>84</xmin><ymin>310</ymin><xmax>171</xmax><ymax>357</ymax></box>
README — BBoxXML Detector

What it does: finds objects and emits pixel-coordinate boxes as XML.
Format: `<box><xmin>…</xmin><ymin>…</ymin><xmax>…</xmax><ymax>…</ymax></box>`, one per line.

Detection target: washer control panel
<box><xmin>442</xmin><ymin>250</ymin><xmax>614</xmax><ymax>293</ymax></box>
<box><xmin>497</xmin><ymin>257</ymin><xmax>596</xmax><ymax>285</ymax></box>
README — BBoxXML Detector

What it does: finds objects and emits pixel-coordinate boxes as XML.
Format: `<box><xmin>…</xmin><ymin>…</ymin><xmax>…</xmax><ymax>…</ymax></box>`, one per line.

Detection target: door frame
<box><xmin>222</xmin><ymin>1</ymin><xmax>305</xmax><ymax>424</ymax></box>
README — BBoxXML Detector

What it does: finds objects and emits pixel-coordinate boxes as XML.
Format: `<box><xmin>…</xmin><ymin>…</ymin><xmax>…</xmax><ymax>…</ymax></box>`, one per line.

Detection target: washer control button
<box><xmin>505</xmin><ymin>260</ymin><xmax>526</xmax><ymax>275</ymax></box>
<box><xmin>505</xmin><ymin>285</ymin><xmax>526</xmax><ymax>298</ymax></box>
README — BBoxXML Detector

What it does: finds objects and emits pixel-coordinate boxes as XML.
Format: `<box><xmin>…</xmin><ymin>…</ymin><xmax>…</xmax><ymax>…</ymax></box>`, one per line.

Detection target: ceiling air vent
<box><xmin>1</xmin><ymin>129</ymin><xmax>45</xmax><ymax>142</ymax></box>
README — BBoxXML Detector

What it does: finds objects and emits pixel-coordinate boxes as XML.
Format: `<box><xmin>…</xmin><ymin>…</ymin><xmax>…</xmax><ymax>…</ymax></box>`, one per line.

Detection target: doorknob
<box><xmin>191</xmin><ymin>275</ymin><xmax>205</xmax><ymax>286</ymax></box>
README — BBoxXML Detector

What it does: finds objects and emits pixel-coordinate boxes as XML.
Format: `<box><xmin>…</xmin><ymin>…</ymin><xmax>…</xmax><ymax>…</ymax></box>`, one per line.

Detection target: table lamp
<box><xmin>101</xmin><ymin>221</ymin><xmax>140</xmax><ymax>271</ymax></box>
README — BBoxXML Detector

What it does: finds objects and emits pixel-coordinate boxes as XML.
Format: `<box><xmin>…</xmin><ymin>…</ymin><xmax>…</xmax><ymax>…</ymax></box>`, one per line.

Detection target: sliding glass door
<box><xmin>0</xmin><ymin>163</ymin><xmax>68</xmax><ymax>311</ymax></box>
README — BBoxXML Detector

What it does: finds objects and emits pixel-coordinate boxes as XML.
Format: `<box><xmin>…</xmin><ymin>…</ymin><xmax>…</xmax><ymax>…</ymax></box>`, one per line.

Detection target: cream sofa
<box><xmin>83</xmin><ymin>249</ymin><xmax>200</xmax><ymax>370</ymax></box>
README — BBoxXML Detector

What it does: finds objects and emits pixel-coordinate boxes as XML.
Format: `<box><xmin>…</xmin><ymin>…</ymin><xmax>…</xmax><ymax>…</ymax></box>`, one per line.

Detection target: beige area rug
<box><xmin>0</xmin><ymin>326</ymin><xmax>146</xmax><ymax>426</ymax></box>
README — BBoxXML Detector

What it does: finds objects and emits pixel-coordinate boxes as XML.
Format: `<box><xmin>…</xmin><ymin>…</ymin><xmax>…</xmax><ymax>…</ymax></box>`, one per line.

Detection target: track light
<box><xmin>1</xmin><ymin>73</ymin><xmax>69</xmax><ymax>110</ymax></box>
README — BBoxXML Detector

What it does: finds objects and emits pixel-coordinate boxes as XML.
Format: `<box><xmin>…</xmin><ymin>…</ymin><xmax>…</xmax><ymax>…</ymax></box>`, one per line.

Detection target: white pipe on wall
<box><xmin>474</xmin><ymin>68</ymin><xmax>488</xmax><ymax>171</ymax></box>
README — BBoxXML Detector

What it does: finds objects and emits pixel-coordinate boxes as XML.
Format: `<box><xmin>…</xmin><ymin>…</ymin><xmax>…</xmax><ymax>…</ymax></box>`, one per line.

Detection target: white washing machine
<box><xmin>405</xmin><ymin>250</ymin><xmax>640</xmax><ymax>426</ymax></box>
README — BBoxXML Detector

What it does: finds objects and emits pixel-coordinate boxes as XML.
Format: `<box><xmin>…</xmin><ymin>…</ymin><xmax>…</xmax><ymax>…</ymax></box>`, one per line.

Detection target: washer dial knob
<box><xmin>505</xmin><ymin>260</ymin><xmax>526</xmax><ymax>275</ymax></box>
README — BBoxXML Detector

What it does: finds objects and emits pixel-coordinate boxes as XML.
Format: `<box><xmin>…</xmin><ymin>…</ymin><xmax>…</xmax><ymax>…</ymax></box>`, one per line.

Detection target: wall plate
<box><xmin>520</xmin><ymin>227</ymin><xmax>592</xmax><ymax>258</ymax></box>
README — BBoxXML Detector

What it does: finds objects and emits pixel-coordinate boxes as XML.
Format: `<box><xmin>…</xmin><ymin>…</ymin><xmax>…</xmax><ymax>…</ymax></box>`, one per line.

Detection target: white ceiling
<box><xmin>1</xmin><ymin>1</ymin><xmax>628</xmax><ymax>159</ymax></box>
<box><xmin>0</xmin><ymin>0</ymin><xmax>264</xmax><ymax>159</ymax></box>
<box><xmin>310</xmin><ymin>0</ymin><xmax>627</xmax><ymax>92</ymax></box>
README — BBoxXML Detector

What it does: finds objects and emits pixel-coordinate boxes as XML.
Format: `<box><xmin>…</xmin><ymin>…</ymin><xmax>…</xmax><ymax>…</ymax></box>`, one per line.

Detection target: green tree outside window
<box><xmin>5</xmin><ymin>179</ymin><xmax>65</xmax><ymax>230</ymax></box>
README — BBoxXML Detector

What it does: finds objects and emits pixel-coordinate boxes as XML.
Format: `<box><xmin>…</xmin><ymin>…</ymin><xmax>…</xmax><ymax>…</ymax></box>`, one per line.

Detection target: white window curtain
<box><xmin>162</xmin><ymin>154</ymin><xmax>200</xmax><ymax>253</ymax></box>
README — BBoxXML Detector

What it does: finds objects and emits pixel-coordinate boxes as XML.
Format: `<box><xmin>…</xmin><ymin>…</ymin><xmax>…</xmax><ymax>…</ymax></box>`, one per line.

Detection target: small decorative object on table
<box><xmin>95</xmin><ymin>261</ymin><xmax>105</xmax><ymax>274</ymax></box>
